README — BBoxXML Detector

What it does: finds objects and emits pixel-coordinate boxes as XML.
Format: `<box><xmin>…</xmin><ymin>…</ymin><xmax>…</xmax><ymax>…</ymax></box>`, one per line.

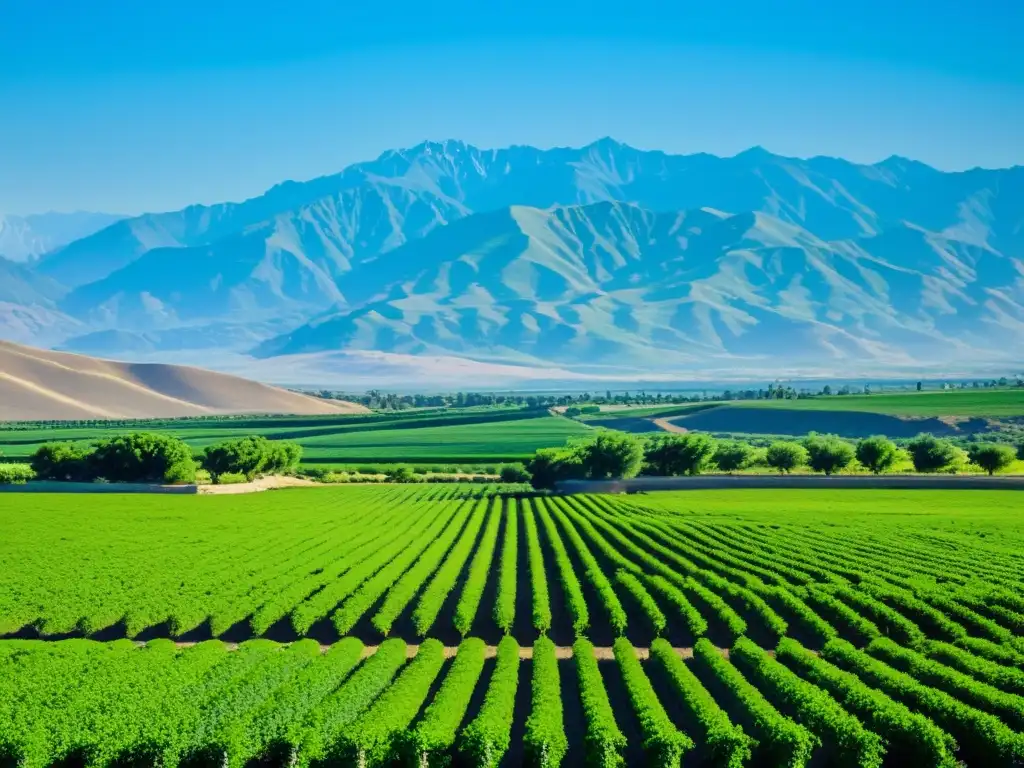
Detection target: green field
<box><xmin>0</xmin><ymin>409</ymin><xmax>591</xmax><ymax>464</ymax></box>
<box><xmin>2</xmin><ymin>487</ymin><xmax>1024</xmax><ymax>766</ymax></box>
<box><xmin>732</xmin><ymin>388</ymin><xmax>1024</xmax><ymax>417</ymax></box>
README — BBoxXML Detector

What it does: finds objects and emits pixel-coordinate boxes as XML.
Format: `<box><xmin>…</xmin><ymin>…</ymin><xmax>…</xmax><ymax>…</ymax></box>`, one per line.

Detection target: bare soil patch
<box><xmin>197</xmin><ymin>475</ymin><xmax>318</xmax><ymax>495</ymax></box>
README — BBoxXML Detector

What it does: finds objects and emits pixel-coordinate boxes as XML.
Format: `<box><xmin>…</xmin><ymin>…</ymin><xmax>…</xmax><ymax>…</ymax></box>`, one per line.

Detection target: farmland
<box><xmin>587</xmin><ymin>389</ymin><xmax>1024</xmax><ymax>440</ymax></box>
<box><xmin>3</xmin><ymin>487</ymin><xmax>1024</xmax><ymax>765</ymax></box>
<box><xmin>0</xmin><ymin>408</ymin><xmax>591</xmax><ymax>464</ymax></box>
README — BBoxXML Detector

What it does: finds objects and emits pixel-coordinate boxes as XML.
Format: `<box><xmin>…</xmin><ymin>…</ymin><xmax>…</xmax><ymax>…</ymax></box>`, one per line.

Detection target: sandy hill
<box><xmin>0</xmin><ymin>341</ymin><xmax>368</xmax><ymax>421</ymax></box>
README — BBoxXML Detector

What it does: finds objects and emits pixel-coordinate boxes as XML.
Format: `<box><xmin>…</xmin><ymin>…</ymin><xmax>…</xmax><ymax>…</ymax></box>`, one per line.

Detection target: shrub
<box><xmin>526</xmin><ymin>447</ymin><xmax>586</xmax><ymax>490</ymax></box>
<box><xmin>499</xmin><ymin>463</ymin><xmax>531</xmax><ymax>483</ymax></box>
<box><xmin>30</xmin><ymin>442</ymin><xmax>92</xmax><ymax>481</ymax></box>
<box><xmin>578</xmin><ymin>432</ymin><xmax>645</xmax><ymax>480</ymax></box>
<box><xmin>968</xmin><ymin>443</ymin><xmax>1017</xmax><ymax>476</ymax></box>
<box><xmin>643</xmin><ymin>433</ymin><xmax>717</xmax><ymax>475</ymax></box>
<box><xmin>0</xmin><ymin>463</ymin><xmax>35</xmax><ymax>485</ymax></box>
<box><xmin>90</xmin><ymin>432</ymin><xmax>196</xmax><ymax>484</ymax></box>
<box><xmin>713</xmin><ymin>440</ymin><xmax>755</xmax><ymax>472</ymax></box>
<box><xmin>856</xmin><ymin>436</ymin><xmax>899</xmax><ymax>474</ymax></box>
<box><xmin>906</xmin><ymin>434</ymin><xmax>958</xmax><ymax>473</ymax></box>
<box><xmin>385</xmin><ymin>465</ymin><xmax>417</xmax><ymax>483</ymax></box>
<box><xmin>765</xmin><ymin>441</ymin><xmax>807</xmax><ymax>474</ymax></box>
<box><xmin>803</xmin><ymin>433</ymin><xmax>855</xmax><ymax>475</ymax></box>
<box><xmin>215</xmin><ymin>472</ymin><xmax>248</xmax><ymax>485</ymax></box>
<box><xmin>201</xmin><ymin>436</ymin><xmax>301</xmax><ymax>481</ymax></box>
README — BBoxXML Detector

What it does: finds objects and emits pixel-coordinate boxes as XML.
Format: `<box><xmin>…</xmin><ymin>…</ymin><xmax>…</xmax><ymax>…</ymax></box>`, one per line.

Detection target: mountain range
<box><xmin>0</xmin><ymin>211</ymin><xmax>125</xmax><ymax>263</ymax></box>
<box><xmin>3</xmin><ymin>140</ymin><xmax>1022</xmax><ymax>378</ymax></box>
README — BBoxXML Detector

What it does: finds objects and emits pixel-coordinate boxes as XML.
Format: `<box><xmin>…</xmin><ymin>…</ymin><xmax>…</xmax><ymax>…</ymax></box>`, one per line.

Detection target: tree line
<box><xmin>27</xmin><ymin>434</ymin><xmax>303</xmax><ymax>485</ymax></box>
<box><xmin>524</xmin><ymin>431</ymin><xmax>1022</xmax><ymax>489</ymax></box>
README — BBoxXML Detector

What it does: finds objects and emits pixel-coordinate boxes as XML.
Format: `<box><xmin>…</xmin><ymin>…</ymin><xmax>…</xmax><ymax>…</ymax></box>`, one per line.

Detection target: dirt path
<box><xmin>198</xmin><ymin>475</ymin><xmax>319</xmax><ymax>495</ymax></box>
<box><xmin>650</xmin><ymin>417</ymin><xmax>688</xmax><ymax>433</ymax></box>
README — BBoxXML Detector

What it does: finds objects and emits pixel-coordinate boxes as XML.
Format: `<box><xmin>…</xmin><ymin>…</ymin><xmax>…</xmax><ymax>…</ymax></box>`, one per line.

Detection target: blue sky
<box><xmin>2</xmin><ymin>0</ymin><xmax>1022</xmax><ymax>215</ymax></box>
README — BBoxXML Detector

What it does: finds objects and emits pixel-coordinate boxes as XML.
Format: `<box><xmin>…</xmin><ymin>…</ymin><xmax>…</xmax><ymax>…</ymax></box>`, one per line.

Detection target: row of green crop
<box><xmin>9</xmin><ymin>632</ymin><xmax>1024</xmax><ymax>768</ymax></box>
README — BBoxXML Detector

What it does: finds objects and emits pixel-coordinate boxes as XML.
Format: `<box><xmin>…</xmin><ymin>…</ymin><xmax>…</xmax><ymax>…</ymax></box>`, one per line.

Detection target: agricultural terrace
<box><xmin>2</xmin><ymin>487</ymin><xmax>1024</xmax><ymax>766</ymax></box>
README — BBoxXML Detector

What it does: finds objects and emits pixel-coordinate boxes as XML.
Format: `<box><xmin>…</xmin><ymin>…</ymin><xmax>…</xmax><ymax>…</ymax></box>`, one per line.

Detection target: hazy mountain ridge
<box><xmin>8</xmin><ymin>140</ymin><xmax>1024</xmax><ymax>372</ymax></box>
<box><xmin>0</xmin><ymin>211</ymin><xmax>125</xmax><ymax>263</ymax></box>
<box><xmin>255</xmin><ymin>202</ymin><xmax>1024</xmax><ymax>369</ymax></box>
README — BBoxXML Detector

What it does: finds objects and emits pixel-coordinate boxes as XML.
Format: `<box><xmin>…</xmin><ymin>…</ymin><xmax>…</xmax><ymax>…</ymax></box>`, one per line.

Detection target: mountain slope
<box><xmin>0</xmin><ymin>341</ymin><xmax>368</xmax><ymax>420</ymax></box>
<box><xmin>0</xmin><ymin>212</ymin><xmax>125</xmax><ymax>263</ymax></box>
<box><xmin>14</xmin><ymin>140</ymin><xmax>1024</xmax><ymax>372</ymax></box>
<box><xmin>255</xmin><ymin>202</ymin><xmax>1024</xmax><ymax>369</ymax></box>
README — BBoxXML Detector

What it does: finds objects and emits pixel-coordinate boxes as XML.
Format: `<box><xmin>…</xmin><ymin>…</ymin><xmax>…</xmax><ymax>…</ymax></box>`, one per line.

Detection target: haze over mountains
<box><xmin>4</xmin><ymin>140</ymin><xmax>1023</xmax><ymax>379</ymax></box>
<box><xmin>0</xmin><ymin>212</ymin><xmax>125</xmax><ymax>263</ymax></box>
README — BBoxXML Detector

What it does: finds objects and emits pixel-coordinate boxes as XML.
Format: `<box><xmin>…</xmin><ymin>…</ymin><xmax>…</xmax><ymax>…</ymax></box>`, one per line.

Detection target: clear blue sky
<box><xmin>2</xmin><ymin>0</ymin><xmax>1022</xmax><ymax>215</ymax></box>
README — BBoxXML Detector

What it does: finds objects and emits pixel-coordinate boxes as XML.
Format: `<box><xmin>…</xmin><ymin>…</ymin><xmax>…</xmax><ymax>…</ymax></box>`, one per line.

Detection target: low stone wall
<box><xmin>556</xmin><ymin>474</ymin><xmax>1024</xmax><ymax>493</ymax></box>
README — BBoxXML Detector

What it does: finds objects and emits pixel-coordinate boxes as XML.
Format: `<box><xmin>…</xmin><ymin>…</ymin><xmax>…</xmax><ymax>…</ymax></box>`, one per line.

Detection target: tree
<box><xmin>803</xmin><ymin>434</ymin><xmax>855</xmax><ymax>476</ymax></box>
<box><xmin>202</xmin><ymin>436</ymin><xmax>301</xmax><ymax>481</ymax></box>
<box><xmin>385</xmin><ymin>465</ymin><xmax>416</xmax><ymax>483</ymax></box>
<box><xmin>968</xmin><ymin>443</ymin><xmax>1016</xmax><ymax>476</ymax></box>
<box><xmin>499</xmin><ymin>463</ymin><xmax>531</xmax><ymax>483</ymax></box>
<box><xmin>765</xmin><ymin>441</ymin><xmax>807</xmax><ymax>474</ymax></box>
<box><xmin>89</xmin><ymin>433</ymin><xmax>196</xmax><ymax>484</ymax></box>
<box><xmin>707</xmin><ymin>440</ymin><xmax>751</xmax><ymax>473</ymax></box>
<box><xmin>906</xmin><ymin>434</ymin><xmax>959</xmax><ymax>473</ymax></box>
<box><xmin>643</xmin><ymin>433</ymin><xmax>717</xmax><ymax>476</ymax></box>
<box><xmin>526</xmin><ymin>448</ymin><xmax>585</xmax><ymax>490</ymax></box>
<box><xmin>855</xmin><ymin>435</ymin><xmax>899</xmax><ymax>475</ymax></box>
<box><xmin>577</xmin><ymin>432</ymin><xmax>645</xmax><ymax>480</ymax></box>
<box><xmin>1017</xmin><ymin>443</ymin><xmax>1024</xmax><ymax>461</ymax></box>
<box><xmin>30</xmin><ymin>442</ymin><xmax>92</xmax><ymax>482</ymax></box>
